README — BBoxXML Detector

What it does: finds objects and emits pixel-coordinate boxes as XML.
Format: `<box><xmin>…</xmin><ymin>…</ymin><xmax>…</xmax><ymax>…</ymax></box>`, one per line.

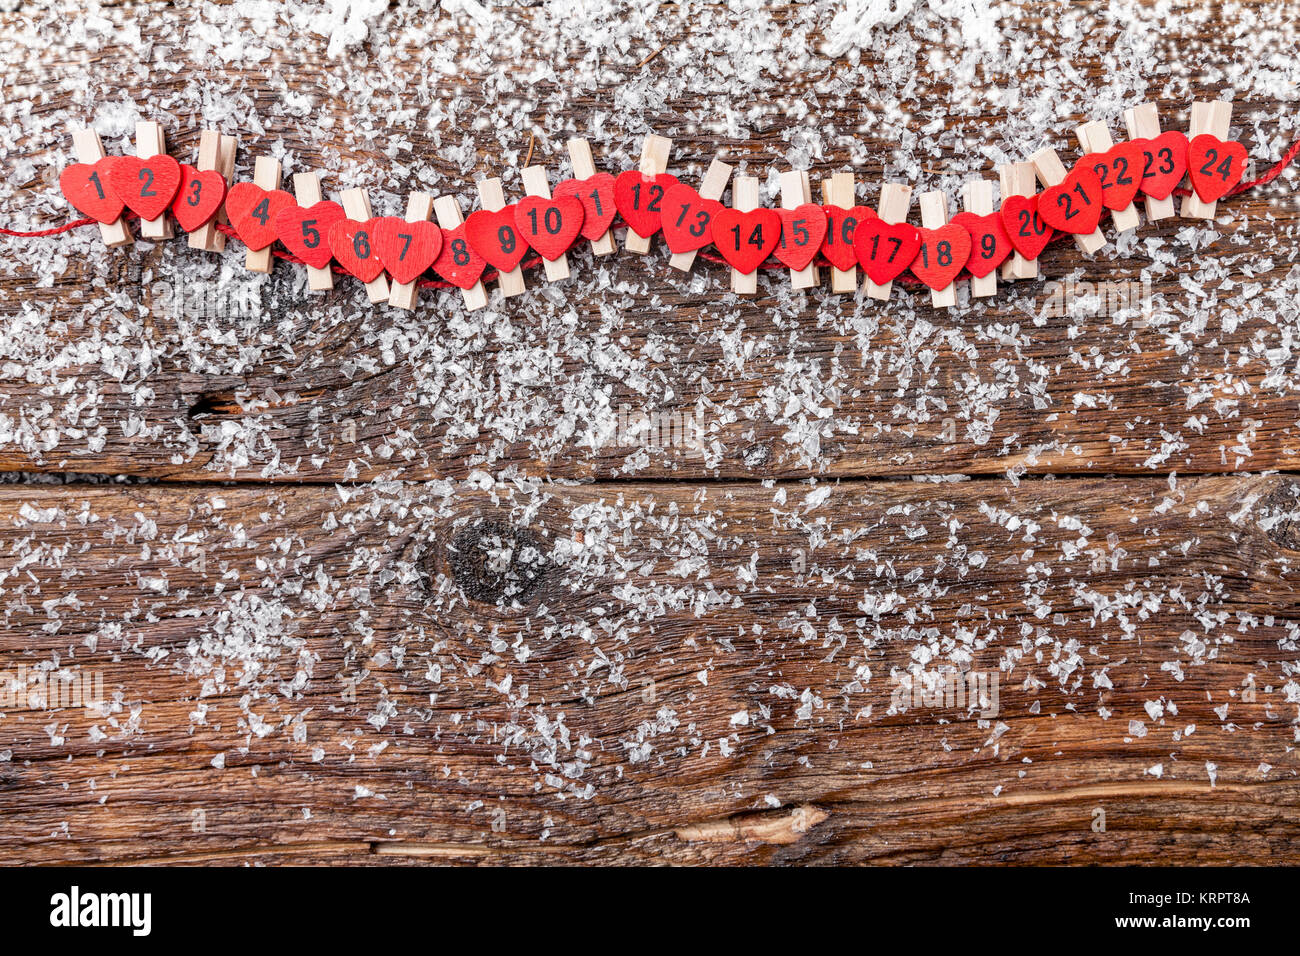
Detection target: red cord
<box><xmin>5</xmin><ymin>135</ymin><xmax>1297</xmax><ymax>290</ymax></box>
<box><xmin>0</xmin><ymin>216</ymin><xmax>94</xmax><ymax>237</ymax></box>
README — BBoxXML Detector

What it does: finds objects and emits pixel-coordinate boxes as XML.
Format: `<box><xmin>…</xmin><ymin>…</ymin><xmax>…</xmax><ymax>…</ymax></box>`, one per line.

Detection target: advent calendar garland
<box><xmin>27</xmin><ymin>109</ymin><xmax>1300</xmax><ymax>311</ymax></box>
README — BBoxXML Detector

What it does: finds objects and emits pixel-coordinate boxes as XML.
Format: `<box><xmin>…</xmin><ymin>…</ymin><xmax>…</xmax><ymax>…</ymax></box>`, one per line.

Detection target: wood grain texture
<box><xmin>0</xmin><ymin>4</ymin><xmax>1296</xmax><ymax>482</ymax></box>
<box><xmin>2</xmin><ymin>0</ymin><xmax>1299</xmax><ymax>866</ymax></box>
<box><xmin>1</xmin><ymin>476</ymin><xmax>1298</xmax><ymax>864</ymax></box>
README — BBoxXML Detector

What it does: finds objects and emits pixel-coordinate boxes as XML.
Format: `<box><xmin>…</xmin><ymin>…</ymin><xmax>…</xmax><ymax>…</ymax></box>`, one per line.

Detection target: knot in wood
<box><xmin>740</xmin><ymin>441</ymin><xmax>771</xmax><ymax>468</ymax></box>
<box><xmin>1262</xmin><ymin>480</ymin><xmax>1300</xmax><ymax>550</ymax></box>
<box><xmin>449</xmin><ymin>518</ymin><xmax>548</xmax><ymax>606</ymax></box>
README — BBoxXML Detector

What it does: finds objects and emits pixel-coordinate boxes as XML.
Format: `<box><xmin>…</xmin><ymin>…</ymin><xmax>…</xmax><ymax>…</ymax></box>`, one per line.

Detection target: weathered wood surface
<box><xmin>1</xmin><ymin>1</ymin><xmax>1299</xmax><ymax>865</ymax></box>
<box><xmin>1</xmin><ymin>476</ymin><xmax>1299</xmax><ymax>864</ymax></box>
<box><xmin>0</xmin><ymin>4</ymin><xmax>1296</xmax><ymax>482</ymax></box>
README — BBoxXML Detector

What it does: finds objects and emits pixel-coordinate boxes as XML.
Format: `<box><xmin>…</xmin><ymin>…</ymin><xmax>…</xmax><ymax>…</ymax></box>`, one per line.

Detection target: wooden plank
<box><xmin>69</xmin><ymin>128</ymin><xmax>131</xmax><ymax>247</ymax></box>
<box><xmin>292</xmin><ymin>171</ymin><xmax>335</xmax><ymax>292</ymax></box>
<box><xmin>0</xmin><ymin>476</ymin><xmax>1296</xmax><ymax>864</ymax></box>
<box><xmin>0</xmin><ymin>6</ymin><xmax>1290</xmax><ymax>487</ymax></box>
<box><xmin>0</xmin><ymin>233</ymin><xmax>1297</xmax><ymax>480</ymax></box>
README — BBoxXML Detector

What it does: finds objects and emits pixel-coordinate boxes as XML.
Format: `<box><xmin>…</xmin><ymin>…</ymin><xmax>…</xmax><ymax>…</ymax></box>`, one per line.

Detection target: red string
<box><xmin>1231</xmin><ymin>136</ymin><xmax>1300</xmax><ymax>194</ymax></box>
<box><xmin>0</xmin><ymin>216</ymin><xmax>94</xmax><ymax>237</ymax></box>
<box><xmin>5</xmin><ymin>136</ymin><xmax>1298</xmax><ymax>291</ymax></box>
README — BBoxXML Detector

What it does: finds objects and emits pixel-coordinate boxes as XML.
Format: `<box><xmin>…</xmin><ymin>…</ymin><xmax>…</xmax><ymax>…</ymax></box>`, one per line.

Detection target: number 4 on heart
<box><xmin>246</xmin><ymin>157</ymin><xmax>282</xmax><ymax>274</ymax></box>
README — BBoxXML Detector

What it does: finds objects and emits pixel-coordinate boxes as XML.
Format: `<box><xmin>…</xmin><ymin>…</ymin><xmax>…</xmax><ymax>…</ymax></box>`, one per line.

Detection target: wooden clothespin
<box><xmin>292</xmin><ymin>172</ymin><xmax>334</xmax><ymax>292</ymax></box>
<box><xmin>477</xmin><ymin>177</ymin><xmax>525</xmax><ymax>297</ymax></box>
<box><xmin>1182</xmin><ymin>100</ymin><xmax>1233</xmax><ymax>219</ymax></box>
<box><xmin>1122</xmin><ymin>103</ymin><xmax>1175</xmax><ymax>222</ymax></box>
<box><xmin>961</xmin><ymin>180</ymin><xmax>996</xmax><ymax>299</ymax></box>
<box><xmin>566</xmin><ymin>138</ymin><xmax>616</xmax><ymax>256</ymax></box>
<box><xmin>729</xmin><ymin>175</ymin><xmax>761</xmax><ymax>296</ymax></box>
<box><xmin>432</xmin><ymin>195</ymin><xmax>487</xmax><ymax>311</ymax></box>
<box><xmin>388</xmin><ymin>192</ymin><xmax>435</xmax><ymax>309</ymax></box>
<box><xmin>865</xmin><ymin>183</ymin><xmax>912</xmax><ymax>300</ymax></box>
<box><xmin>189</xmin><ymin>129</ymin><xmax>237</xmax><ymax>252</ymax></box>
<box><xmin>820</xmin><ymin>172</ymin><xmax>857</xmax><ymax>293</ymax></box>
<box><xmin>338</xmin><ymin>188</ymin><xmax>389</xmax><ymax>304</ymax></box>
<box><xmin>134</xmin><ymin>121</ymin><xmax>173</xmax><ymax>240</ymax></box>
<box><xmin>918</xmin><ymin>191</ymin><xmax>957</xmax><ymax>308</ymax></box>
<box><xmin>625</xmin><ymin>135</ymin><xmax>672</xmax><ymax>255</ymax></box>
<box><xmin>669</xmin><ymin>156</ymin><xmax>733</xmax><ymax>272</ymax></box>
<box><xmin>245</xmin><ymin>157</ymin><xmax>281</xmax><ymax>274</ymax></box>
<box><xmin>1030</xmin><ymin>146</ymin><xmax>1106</xmax><ymax>255</ymax></box>
<box><xmin>779</xmin><ymin>169</ymin><xmax>819</xmax><ymax>289</ymax></box>
<box><xmin>1076</xmin><ymin>121</ymin><xmax>1140</xmax><ymax>234</ymax></box>
<box><xmin>520</xmin><ymin>166</ymin><xmax>569</xmax><ymax>283</ymax></box>
<box><xmin>998</xmin><ymin>162</ymin><xmax>1039</xmax><ymax>279</ymax></box>
<box><xmin>70</xmin><ymin>128</ymin><xmax>131</xmax><ymax>248</ymax></box>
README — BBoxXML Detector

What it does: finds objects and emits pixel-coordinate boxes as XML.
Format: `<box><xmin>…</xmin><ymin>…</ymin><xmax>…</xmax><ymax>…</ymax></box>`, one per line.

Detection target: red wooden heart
<box><xmin>373</xmin><ymin>217</ymin><xmax>443</xmax><ymax>284</ymax></box>
<box><xmin>554</xmin><ymin>173</ymin><xmax>616</xmax><ymax>241</ymax></box>
<box><xmin>774</xmin><ymin>204</ymin><xmax>828</xmax><ymax>271</ymax></box>
<box><xmin>107</xmin><ymin>155</ymin><xmax>182</xmax><ymax>221</ymax></box>
<box><xmin>274</xmin><ymin>200</ymin><xmax>345</xmax><ymax>269</ymax></box>
<box><xmin>998</xmin><ymin>195</ymin><xmax>1053</xmax><ymax>260</ymax></box>
<box><xmin>910</xmin><ymin>224</ymin><xmax>972</xmax><ymax>291</ymax></box>
<box><xmin>1133</xmin><ymin>130</ymin><xmax>1189</xmax><ymax>200</ymax></box>
<box><xmin>659</xmin><ymin>183</ymin><xmax>724</xmax><ymax>254</ymax></box>
<box><xmin>59</xmin><ymin>158</ymin><xmax>124</xmax><ymax>223</ymax></box>
<box><xmin>225</xmin><ymin>183</ymin><xmax>297</xmax><ymax>251</ymax></box>
<box><xmin>464</xmin><ymin>207</ymin><xmax>529</xmax><ymax>272</ymax></box>
<box><xmin>327</xmin><ymin>217</ymin><xmax>386</xmax><ymax>283</ymax></box>
<box><xmin>711</xmin><ymin>208</ymin><xmax>781</xmax><ymax>274</ymax></box>
<box><xmin>852</xmin><ymin>219</ymin><xmax>921</xmax><ymax>284</ymax></box>
<box><xmin>432</xmin><ymin>224</ymin><xmax>487</xmax><ymax>289</ymax></box>
<box><xmin>1187</xmin><ymin>134</ymin><xmax>1247</xmax><ymax>202</ymax></box>
<box><xmin>613</xmin><ymin>171</ymin><xmax>681</xmax><ymax>238</ymax></box>
<box><xmin>949</xmin><ymin>211</ymin><xmax>1010</xmax><ymax>278</ymax></box>
<box><xmin>1038</xmin><ymin>166</ymin><xmax>1105</xmax><ymax>235</ymax></box>
<box><xmin>170</xmin><ymin>164</ymin><xmax>226</xmax><ymax>233</ymax></box>
<box><xmin>821</xmin><ymin>205</ymin><xmax>876</xmax><ymax>271</ymax></box>
<box><xmin>1085</xmin><ymin>141</ymin><xmax>1144</xmax><ymax>211</ymax></box>
<box><xmin>514</xmin><ymin>196</ymin><xmax>583</xmax><ymax>261</ymax></box>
